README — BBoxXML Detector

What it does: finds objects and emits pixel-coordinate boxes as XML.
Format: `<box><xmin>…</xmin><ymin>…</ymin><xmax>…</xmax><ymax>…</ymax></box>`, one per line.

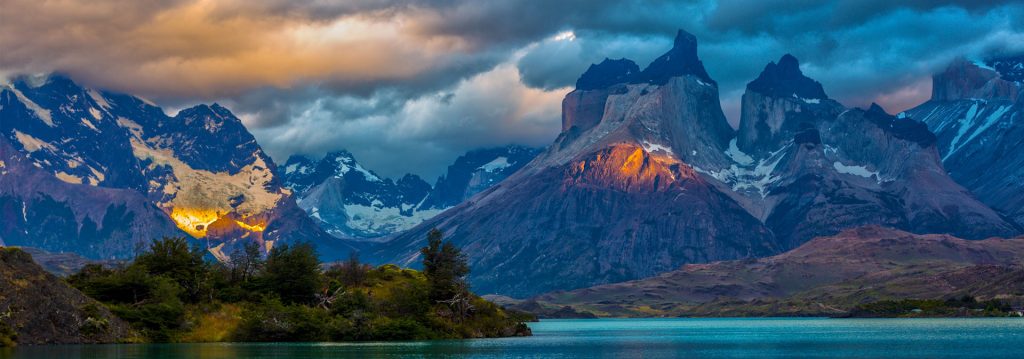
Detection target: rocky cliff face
<box><xmin>902</xmin><ymin>56</ymin><xmax>1024</xmax><ymax>227</ymax></box>
<box><xmin>724</xmin><ymin>55</ymin><xmax>1017</xmax><ymax>248</ymax></box>
<box><xmin>282</xmin><ymin>146</ymin><xmax>539</xmax><ymax>239</ymax></box>
<box><xmin>0</xmin><ymin>75</ymin><xmax>350</xmax><ymax>260</ymax></box>
<box><xmin>372</xmin><ymin>31</ymin><xmax>1019</xmax><ymax>297</ymax></box>
<box><xmin>0</xmin><ymin>247</ymin><xmax>130</xmax><ymax>344</ymax></box>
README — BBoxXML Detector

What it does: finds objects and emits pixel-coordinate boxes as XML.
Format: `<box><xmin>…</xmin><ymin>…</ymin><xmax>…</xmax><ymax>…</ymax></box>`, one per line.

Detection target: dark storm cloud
<box><xmin>2</xmin><ymin>0</ymin><xmax>1022</xmax><ymax>179</ymax></box>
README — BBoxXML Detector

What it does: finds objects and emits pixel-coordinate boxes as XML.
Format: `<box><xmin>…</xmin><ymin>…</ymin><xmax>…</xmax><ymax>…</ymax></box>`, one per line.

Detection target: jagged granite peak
<box><xmin>0</xmin><ymin>73</ymin><xmax>350</xmax><ymax>260</ymax></box>
<box><xmin>632</xmin><ymin>29</ymin><xmax>716</xmax><ymax>86</ymax></box>
<box><xmin>746</xmin><ymin>54</ymin><xmax>827</xmax><ymax>100</ymax></box>
<box><xmin>903</xmin><ymin>57</ymin><xmax>1024</xmax><ymax>227</ymax></box>
<box><xmin>737</xmin><ymin>54</ymin><xmax>842</xmax><ymax>156</ymax></box>
<box><xmin>575</xmin><ymin>58</ymin><xmax>641</xmax><ymax>90</ymax></box>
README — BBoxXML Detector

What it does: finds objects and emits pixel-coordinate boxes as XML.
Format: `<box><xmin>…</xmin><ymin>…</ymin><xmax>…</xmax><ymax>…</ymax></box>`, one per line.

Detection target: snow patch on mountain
<box><xmin>6</xmin><ymin>85</ymin><xmax>54</xmax><ymax>126</ymax></box>
<box><xmin>334</xmin><ymin>156</ymin><xmax>380</xmax><ymax>182</ymax></box>
<box><xmin>12</xmin><ymin>130</ymin><xmax>55</xmax><ymax>153</ymax></box>
<box><xmin>342</xmin><ymin>204</ymin><xmax>446</xmax><ymax>238</ymax></box>
<box><xmin>792</xmin><ymin>93</ymin><xmax>821</xmax><ymax>104</ymax></box>
<box><xmin>833</xmin><ymin>161</ymin><xmax>880</xmax><ymax>182</ymax></box>
<box><xmin>87</xmin><ymin>90</ymin><xmax>110</xmax><ymax>109</ymax></box>
<box><xmin>478</xmin><ymin>157</ymin><xmax>511</xmax><ymax>172</ymax></box>
<box><xmin>697</xmin><ymin>144</ymin><xmax>789</xmax><ymax>198</ymax></box>
<box><xmin>725</xmin><ymin>138</ymin><xmax>754</xmax><ymax>166</ymax></box>
<box><xmin>943</xmin><ymin>102</ymin><xmax>1014</xmax><ymax>160</ymax></box>
<box><xmin>642</xmin><ymin>141</ymin><xmax>674</xmax><ymax>155</ymax></box>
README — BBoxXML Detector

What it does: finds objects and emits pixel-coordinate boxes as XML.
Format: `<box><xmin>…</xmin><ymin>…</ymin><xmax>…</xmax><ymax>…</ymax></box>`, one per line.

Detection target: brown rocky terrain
<box><xmin>521</xmin><ymin>226</ymin><xmax>1024</xmax><ymax>317</ymax></box>
<box><xmin>0</xmin><ymin>247</ymin><xmax>130</xmax><ymax>345</ymax></box>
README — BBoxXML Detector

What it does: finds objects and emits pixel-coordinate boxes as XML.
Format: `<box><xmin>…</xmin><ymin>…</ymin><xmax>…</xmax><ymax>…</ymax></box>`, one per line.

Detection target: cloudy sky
<box><xmin>2</xmin><ymin>0</ymin><xmax>1022</xmax><ymax>180</ymax></box>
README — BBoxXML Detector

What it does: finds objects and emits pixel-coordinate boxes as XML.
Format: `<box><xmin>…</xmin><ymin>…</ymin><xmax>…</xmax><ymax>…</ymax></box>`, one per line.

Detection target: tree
<box><xmin>134</xmin><ymin>237</ymin><xmax>210</xmax><ymax>303</ymax></box>
<box><xmin>338</xmin><ymin>252</ymin><xmax>369</xmax><ymax>288</ymax></box>
<box><xmin>261</xmin><ymin>242</ymin><xmax>322</xmax><ymax>305</ymax></box>
<box><xmin>228</xmin><ymin>241</ymin><xmax>264</xmax><ymax>283</ymax></box>
<box><xmin>420</xmin><ymin>229</ymin><xmax>470</xmax><ymax>303</ymax></box>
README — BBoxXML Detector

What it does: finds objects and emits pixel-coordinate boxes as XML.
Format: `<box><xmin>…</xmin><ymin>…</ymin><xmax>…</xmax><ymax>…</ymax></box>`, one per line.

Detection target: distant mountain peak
<box><xmin>747</xmin><ymin>54</ymin><xmax>827</xmax><ymax>100</ymax></box>
<box><xmin>177</xmin><ymin>103</ymin><xmax>239</xmax><ymax>123</ymax></box>
<box><xmin>633</xmin><ymin>28</ymin><xmax>715</xmax><ymax>86</ymax></box>
<box><xmin>862</xmin><ymin>103</ymin><xmax>936</xmax><ymax>147</ymax></box>
<box><xmin>575</xmin><ymin>58</ymin><xmax>640</xmax><ymax>90</ymax></box>
<box><xmin>573</xmin><ymin>29</ymin><xmax>716</xmax><ymax>90</ymax></box>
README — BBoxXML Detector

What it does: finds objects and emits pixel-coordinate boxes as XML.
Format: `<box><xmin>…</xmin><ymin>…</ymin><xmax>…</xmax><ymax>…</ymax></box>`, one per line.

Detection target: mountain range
<box><xmin>0</xmin><ymin>74</ymin><xmax>537</xmax><ymax>260</ymax></box>
<box><xmin>371</xmin><ymin>30</ymin><xmax>1022</xmax><ymax>297</ymax></box>
<box><xmin>1</xmin><ymin>30</ymin><xmax>1021</xmax><ymax>304</ymax></box>
<box><xmin>280</xmin><ymin>146</ymin><xmax>539</xmax><ymax>239</ymax></box>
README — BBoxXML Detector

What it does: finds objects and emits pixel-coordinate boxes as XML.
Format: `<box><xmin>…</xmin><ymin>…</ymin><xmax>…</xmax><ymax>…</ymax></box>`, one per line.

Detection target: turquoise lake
<box><xmin>6</xmin><ymin>318</ymin><xmax>1024</xmax><ymax>358</ymax></box>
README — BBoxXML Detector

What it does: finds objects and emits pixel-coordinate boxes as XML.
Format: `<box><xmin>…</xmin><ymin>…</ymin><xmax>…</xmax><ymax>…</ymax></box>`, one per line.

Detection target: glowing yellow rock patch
<box><xmin>170</xmin><ymin>207</ymin><xmax>221</xmax><ymax>238</ymax></box>
<box><xmin>233</xmin><ymin>220</ymin><xmax>266</xmax><ymax>233</ymax></box>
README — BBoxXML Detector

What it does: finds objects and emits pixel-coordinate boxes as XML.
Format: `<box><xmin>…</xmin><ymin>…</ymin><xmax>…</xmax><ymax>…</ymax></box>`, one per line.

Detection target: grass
<box><xmin>179</xmin><ymin>304</ymin><xmax>243</xmax><ymax>343</ymax></box>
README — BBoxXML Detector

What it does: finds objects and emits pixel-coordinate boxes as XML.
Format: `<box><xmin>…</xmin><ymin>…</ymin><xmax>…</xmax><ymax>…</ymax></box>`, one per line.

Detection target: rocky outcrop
<box><xmin>0</xmin><ymin>247</ymin><xmax>130</xmax><ymax>344</ymax></box>
<box><xmin>903</xmin><ymin>56</ymin><xmax>1024</xmax><ymax>227</ymax></box>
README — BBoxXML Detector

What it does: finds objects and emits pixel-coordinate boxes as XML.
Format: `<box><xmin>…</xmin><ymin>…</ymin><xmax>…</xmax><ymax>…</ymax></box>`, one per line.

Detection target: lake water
<box><xmin>6</xmin><ymin>318</ymin><xmax>1024</xmax><ymax>358</ymax></box>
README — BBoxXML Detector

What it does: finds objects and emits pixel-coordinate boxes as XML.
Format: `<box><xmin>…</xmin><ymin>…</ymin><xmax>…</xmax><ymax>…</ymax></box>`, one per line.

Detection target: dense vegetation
<box><xmin>844</xmin><ymin>296</ymin><xmax>1018</xmax><ymax>318</ymax></box>
<box><xmin>67</xmin><ymin>229</ymin><xmax>532</xmax><ymax>342</ymax></box>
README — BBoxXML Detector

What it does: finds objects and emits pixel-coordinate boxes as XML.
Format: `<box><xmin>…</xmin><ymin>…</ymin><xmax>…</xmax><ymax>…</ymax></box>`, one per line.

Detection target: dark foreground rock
<box><xmin>0</xmin><ymin>247</ymin><xmax>130</xmax><ymax>345</ymax></box>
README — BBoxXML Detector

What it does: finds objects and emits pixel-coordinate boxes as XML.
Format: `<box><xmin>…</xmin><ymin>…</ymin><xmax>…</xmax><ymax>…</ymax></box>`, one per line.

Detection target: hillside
<box><xmin>0</xmin><ymin>248</ymin><xmax>130</xmax><ymax>345</ymax></box>
<box><xmin>521</xmin><ymin>226</ymin><xmax>1024</xmax><ymax>317</ymax></box>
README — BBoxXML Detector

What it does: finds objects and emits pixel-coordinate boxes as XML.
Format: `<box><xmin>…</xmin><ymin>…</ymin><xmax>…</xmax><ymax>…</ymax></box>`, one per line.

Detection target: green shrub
<box><xmin>234</xmin><ymin>298</ymin><xmax>328</xmax><ymax>342</ymax></box>
<box><xmin>0</xmin><ymin>322</ymin><xmax>16</xmax><ymax>347</ymax></box>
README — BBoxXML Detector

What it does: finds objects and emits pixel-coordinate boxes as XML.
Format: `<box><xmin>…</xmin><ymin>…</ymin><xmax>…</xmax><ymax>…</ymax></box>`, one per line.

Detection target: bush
<box><xmin>234</xmin><ymin>298</ymin><xmax>328</xmax><ymax>342</ymax></box>
<box><xmin>371</xmin><ymin>317</ymin><xmax>429</xmax><ymax>340</ymax></box>
<box><xmin>0</xmin><ymin>322</ymin><xmax>16</xmax><ymax>347</ymax></box>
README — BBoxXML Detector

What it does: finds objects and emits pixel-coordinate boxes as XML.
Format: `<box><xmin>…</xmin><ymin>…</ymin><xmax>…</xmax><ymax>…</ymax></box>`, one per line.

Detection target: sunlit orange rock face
<box><xmin>205</xmin><ymin>212</ymin><xmax>268</xmax><ymax>241</ymax></box>
<box><xmin>565</xmin><ymin>144</ymin><xmax>696</xmax><ymax>192</ymax></box>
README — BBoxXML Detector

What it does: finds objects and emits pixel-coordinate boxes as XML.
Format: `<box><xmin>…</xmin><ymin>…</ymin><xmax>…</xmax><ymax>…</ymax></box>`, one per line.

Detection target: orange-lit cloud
<box><xmin>0</xmin><ymin>0</ymin><xmax>479</xmax><ymax>100</ymax></box>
